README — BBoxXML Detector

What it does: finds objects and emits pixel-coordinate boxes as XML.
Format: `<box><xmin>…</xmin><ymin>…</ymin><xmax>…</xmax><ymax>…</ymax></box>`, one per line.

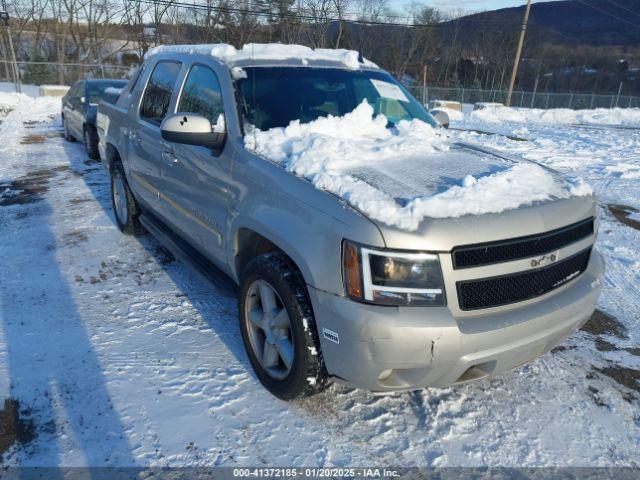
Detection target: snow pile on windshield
<box><xmin>245</xmin><ymin>102</ymin><xmax>592</xmax><ymax>230</ymax></box>
<box><xmin>468</xmin><ymin>105</ymin><xmax>640</xmax><ymax>127</ymax></box>
<box><xmin>147</xmin><ymin>43</ymin><xmax>377</xmax><ymax>70</ymax></box>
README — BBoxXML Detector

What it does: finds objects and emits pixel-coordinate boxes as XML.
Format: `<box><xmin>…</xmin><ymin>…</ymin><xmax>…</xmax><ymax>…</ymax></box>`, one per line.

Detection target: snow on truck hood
<box><xmin>245</xmin><ymin>102</ymin><xmax>593</xmax><ymax>231</ymax></box>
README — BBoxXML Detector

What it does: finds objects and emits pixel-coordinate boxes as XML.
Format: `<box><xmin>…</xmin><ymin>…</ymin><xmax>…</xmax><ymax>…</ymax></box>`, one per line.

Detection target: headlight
<box><xmin>342</xmin><ymin>240</ymin><xmax>446</xmax><ymax>306</ymax></box>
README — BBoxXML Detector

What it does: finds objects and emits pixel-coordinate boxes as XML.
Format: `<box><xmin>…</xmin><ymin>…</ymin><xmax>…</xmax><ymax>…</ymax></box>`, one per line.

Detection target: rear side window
<box><xmin>177</xmin><ymin>64</ymin><xmax>224</xmax><ymax>125</ymax></box>
<box><xmin>140</xmin><ymin>61</ymin><xmax>181</xmax><ymax>125</ymax></box>
<box><xmin>67</xmin><ymin>81</ymin><xmax>83</xmax><ymax>99</ymax></box>
<box><xmin>127</xmin><ymin>65</ymin><xmax>143</xmax><ymax>94</ymax></box>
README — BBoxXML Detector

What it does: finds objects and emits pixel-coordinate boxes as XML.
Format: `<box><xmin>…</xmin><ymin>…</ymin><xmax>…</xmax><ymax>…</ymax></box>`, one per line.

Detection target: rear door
<box><xmin>159</xmin><ymin>62</ymin><xmax>232</xmax><ymax>265</ymax></box>
<box><xmin>64</xmin><ymin>81</ymin><xmax>85</xmax><ymax>138</ymax></box>
<box><xmin>127</xmin><ymin>60</ymin><xmax>182</xmax><ymax>212</ymax></box>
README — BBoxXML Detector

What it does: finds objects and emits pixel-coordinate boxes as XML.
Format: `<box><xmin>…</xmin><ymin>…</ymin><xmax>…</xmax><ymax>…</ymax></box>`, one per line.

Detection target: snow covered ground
<box><xmin>0</xmin><ymin>90</ymin><xmax>639</xmax><ymax>467</ymax></box>
<box><xmin>463</xmin><ymin>104</ymin><xmax>640</xmax><ymax>128</ymax></box>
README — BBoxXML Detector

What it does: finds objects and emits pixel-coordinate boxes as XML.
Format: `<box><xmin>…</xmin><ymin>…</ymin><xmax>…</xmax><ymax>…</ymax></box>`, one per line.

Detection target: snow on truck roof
<box><xmin>145</xmin><ymin>43</ymin><xmax>379</xmax><ymax>70</ymax></box>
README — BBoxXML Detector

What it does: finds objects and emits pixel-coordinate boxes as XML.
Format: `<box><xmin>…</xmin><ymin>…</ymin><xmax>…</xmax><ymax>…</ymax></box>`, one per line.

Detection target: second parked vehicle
<box><xmin>62</xmin><ymin>78</ymin><xmax>128</xmax><ymax>159</ymax></box>
<box><xmin>97</xmin><ymin>44</ymin><xmax>604</xmax><ymax>400</ymax></box>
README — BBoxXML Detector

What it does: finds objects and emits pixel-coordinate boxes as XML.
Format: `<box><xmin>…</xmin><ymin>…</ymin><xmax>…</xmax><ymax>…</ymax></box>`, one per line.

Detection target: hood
<box><xmin>342</xmin><ymin>143</ymin><xmax>597</xmax><ymax>250</ymax></box>
<box><xmin>339</xmin><ymin>142</ymin><xmax>597</xmax><ymax>249</ymax></box>
<box><xmin>376</xmin><ymin>189</ymin><xmax>597</xmax><ymax>252</ymax></box>
<box><xmin>245</xmin><ymin>102</ymin><xmax>593</xmax><ymax>235</ymax></box>
<box><xmin>345</xmin><ymin>142</ymin><xmax>524</xmax><ymax>204</ymax></box>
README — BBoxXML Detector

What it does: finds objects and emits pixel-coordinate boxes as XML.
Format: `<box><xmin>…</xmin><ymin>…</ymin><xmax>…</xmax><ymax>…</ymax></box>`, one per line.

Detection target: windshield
<box><xmin>86</xmin><ymin>80</ymin><xmax>128</xmax><ymax>104</ymax></box>
<box><xmin>236</xmin><ymin>67</ymin><xmax>438</xmax><ymax>131</ymax></box>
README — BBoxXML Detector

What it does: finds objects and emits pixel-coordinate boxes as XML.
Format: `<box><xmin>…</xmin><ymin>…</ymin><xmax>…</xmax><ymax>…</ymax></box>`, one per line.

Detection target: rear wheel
<box><xmin>239</xmin><ymin>252</ymin><xmax>329</xmax><ymax>400</ymax></box>
<box><xmin>84</xmin><ymin>126</ymin><xmax>100</xmax><ymax>160</ymax></box>
<box><xmin>110</xmin><ymin>161</ymin><xmax>144</xmax><ymax>235</ymax></box>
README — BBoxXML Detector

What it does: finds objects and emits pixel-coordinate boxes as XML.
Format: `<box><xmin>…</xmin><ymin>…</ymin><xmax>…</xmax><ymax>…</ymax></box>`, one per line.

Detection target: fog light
<box><xmin>378</xmin><ymin>369</ymin><xmax>393</xmax><ymax>381</ymax></box>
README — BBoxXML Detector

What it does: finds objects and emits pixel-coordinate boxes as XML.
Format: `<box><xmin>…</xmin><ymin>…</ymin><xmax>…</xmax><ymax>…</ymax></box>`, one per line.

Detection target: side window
<box><xmin>140</xmin><ymin>61</ymin><xmax>181</xmax><ymax>126</ymax></box>
<box><xmin>177</xmin><ymin>64</ymin><xmax>224</xmax><ymax>126</ymax></box>
<box><xmin>68</xmin><ymin>82</ymin><xmax>83</xmax><ymax>99</ymax></box>
<box><xmin>127</xmin><ymin>65</ymin><xmax>143</xmax><ymax>95</ymax></box>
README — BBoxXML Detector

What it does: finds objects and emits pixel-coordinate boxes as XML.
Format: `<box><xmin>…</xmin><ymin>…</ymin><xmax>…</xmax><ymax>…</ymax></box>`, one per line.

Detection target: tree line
<box><xmin>3</xmin><ymin>0</ymin><xmax>639</xmax><ymax>96</ymax></box>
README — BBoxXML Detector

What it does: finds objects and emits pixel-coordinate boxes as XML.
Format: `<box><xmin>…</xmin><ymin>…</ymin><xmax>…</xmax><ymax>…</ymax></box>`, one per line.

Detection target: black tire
<box><xmin>239</xmin><ymin>252</ymin><xmax>330</xmax><ymax>400</ymax></box>
<box><xmin>110</xmin><ymin>161</ymin><xmax>144</xmax><ymax>235</ymax></box>
<box><xmin>84</xmin><ymin>126</ymin><xmax>100</xmax><ymax>160</ymax></box>
<box><xmin>63</xmin><ymin>116</ymin><xmax>76</xmax><ymax>142</ymax></box>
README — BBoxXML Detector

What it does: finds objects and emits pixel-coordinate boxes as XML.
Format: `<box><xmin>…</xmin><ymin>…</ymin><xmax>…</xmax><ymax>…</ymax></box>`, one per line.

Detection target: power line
<box><xmin>177</xmin><ymin>0</ymin><xmax>523</xmax><ymax>24</ymax></box>
<box><xmin>600</xmin><ymin>0</ymin><xmax>640</xmax><ymax>19</ymax></box>
<box><xmin>574</xmin><ymin>0</ymin><xmax>640</xmax><ymax>28</ymax></box>
<box><xmin>123</xmin><ymin>0</ymin><xmax>524</xmax><ymax>30</ymax></box>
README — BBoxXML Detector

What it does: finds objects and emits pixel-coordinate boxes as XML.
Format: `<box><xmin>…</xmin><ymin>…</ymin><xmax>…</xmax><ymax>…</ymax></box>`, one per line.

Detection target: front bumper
<box><xmin>308</xmin><ymin>250</ymin><xmax>604</xmax><ymax>392</ymax></box>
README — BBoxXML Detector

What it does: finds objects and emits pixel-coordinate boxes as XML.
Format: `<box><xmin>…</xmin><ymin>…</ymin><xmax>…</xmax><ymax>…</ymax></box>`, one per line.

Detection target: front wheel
<box><xmin>239</xmin><ymin>252</ymin><xmax>329</xmax><ymax>400</ymax></box>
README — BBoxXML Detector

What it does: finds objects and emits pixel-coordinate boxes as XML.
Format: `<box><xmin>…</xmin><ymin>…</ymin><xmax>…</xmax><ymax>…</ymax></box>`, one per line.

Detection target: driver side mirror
<box><xmin>161</xmin><ymin>113</ymin><xmax>226</xmax><ymax>152</ymax></box>
<box><xmin>430</xmin><ymin>109</ymin><xmax>450</xmax><ymax>129</ymax></box>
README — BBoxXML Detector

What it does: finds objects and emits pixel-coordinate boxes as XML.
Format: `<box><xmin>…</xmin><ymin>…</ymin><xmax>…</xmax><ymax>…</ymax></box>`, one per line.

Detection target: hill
<box><xmin>450</xmin><ymin>0</ymin><xmax>640</xmax><ymax>46</ymax></box>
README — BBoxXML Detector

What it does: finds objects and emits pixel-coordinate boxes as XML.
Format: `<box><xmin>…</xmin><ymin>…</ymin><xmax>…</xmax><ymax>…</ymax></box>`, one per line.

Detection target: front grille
<box><xmin>457</xmin><ymin>248</ymin><xmax>592</xmax><ymax>311</ymax></box>
<box><xmin>452</xmin><ymin>218</ymin><xmax>594</xmax><ymax>269</ymax></box>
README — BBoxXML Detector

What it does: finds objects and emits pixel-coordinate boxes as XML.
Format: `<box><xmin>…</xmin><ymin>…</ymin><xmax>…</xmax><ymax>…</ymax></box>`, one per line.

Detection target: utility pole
<box><xmin>422</xmin><ymin>65</ymin><xmax>427</xmax><ymax>105</ymax></box>
<box><xmin>0</xmin><ymin>0</ymin><xmax>21</xmax><ymax>93</ymax></box>
<box><xmin>506</xmin><ymin>0</ymin><xmax>532</xmax><ymax>107</ymax></box>
<box><xmin>615</xmin><ymin>81</ymin><xmax>623</xmax><ymax>108</ymax></box>
<box><xmin>0</xmin><ymin>29</ymin><xmax>9</xmax><ymax>80</ymax></box>
<box><xmin>530</xmin><ymin>75</ymin><xmax>539</xmax><ymax>108</ymax></box>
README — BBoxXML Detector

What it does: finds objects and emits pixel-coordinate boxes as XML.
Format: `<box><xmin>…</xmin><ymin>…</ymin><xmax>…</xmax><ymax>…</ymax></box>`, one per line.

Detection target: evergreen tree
<box><xmin>23</xmin><ymin>55</ymin><xmax>55</xmax><ymax>86</ymax></box>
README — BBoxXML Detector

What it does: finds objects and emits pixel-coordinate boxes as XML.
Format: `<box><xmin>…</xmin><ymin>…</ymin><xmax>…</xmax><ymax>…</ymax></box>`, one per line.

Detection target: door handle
<box><xmin>129</xmin><ymin>131</ymin><xmax>140</xmax><ymax>145</ymax></box>
<box><xmin>162</xmin><ymin>149</ymin><xmax>178</xmax><ymax>164</ymax></box>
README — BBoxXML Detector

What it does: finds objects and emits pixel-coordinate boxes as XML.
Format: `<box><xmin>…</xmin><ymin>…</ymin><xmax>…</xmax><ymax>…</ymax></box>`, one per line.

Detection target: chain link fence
<box><xmin>406</xmin><ymin>86</ymin><xmax>640</xmax><ymax>110</ymax></box>
<box><xmin>2</xmin><ymin>62</ymin><xmax>639</xmax><ymax>110</ymax></box>
<box><xmin>0</xmin><ymin>61</ymin><xmax>133</xmax><ymax>87</ymax></box>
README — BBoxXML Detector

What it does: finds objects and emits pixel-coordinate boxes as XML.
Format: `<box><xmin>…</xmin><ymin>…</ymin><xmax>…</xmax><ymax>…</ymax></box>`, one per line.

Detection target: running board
<box><xmin>140</xmin><ymin>212</ymin><xmax>238</xmax><ymax>298</ymax></box>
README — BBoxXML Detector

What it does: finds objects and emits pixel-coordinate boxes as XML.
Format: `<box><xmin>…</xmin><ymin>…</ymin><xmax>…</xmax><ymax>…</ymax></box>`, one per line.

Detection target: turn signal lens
<box><xmin>343</xmin><ymin>240</ymin><xmax>363</xmax><ymax>300</ymax></box>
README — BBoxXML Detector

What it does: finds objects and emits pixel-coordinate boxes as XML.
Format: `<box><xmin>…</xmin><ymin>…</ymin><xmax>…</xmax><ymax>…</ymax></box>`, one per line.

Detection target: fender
<box><xmin>228</xmin><ymin>211</ymin><xmax>338</xmax><ymax>293</ymax></box>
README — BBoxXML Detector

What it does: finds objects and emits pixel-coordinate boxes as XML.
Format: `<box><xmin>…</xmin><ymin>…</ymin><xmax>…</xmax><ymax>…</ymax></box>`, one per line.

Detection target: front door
<box><xmin>159</xmin><ymin>63</ymin><xmax>234</xmax><ymax>266</ymax></box>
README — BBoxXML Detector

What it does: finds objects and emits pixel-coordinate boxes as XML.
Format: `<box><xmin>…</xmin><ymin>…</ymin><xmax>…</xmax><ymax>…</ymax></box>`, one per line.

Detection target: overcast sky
<box><xmin>389</xmin><ymin>0</ymin><xmax>553</xmax><ymax>15</ymax></box>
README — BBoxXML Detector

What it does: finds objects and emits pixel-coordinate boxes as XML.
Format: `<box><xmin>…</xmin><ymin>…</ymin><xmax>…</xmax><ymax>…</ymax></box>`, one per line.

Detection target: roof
<box><xmin>145</xmin><ymin>43</ymin><xmax>379</xmax><ymax>71</ymax></box>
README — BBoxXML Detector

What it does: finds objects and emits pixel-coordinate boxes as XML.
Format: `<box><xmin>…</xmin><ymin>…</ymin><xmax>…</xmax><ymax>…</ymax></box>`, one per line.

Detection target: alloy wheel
<box><xmin>244</xmin><ymin>279</ymin><xmax>295</xmax><ymax>380</ymax></box>
<box><xmin>112</xmin><ymin>170</ymin><xmax>128</xmax><ymax>225</ymax></box>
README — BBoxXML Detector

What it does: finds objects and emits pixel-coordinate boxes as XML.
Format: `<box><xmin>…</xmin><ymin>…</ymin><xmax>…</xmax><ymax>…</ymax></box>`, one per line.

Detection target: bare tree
<box><xmin>303</xmin><ymin>0</ymin><xmax>333</xmax><ymax>48</ymax></box>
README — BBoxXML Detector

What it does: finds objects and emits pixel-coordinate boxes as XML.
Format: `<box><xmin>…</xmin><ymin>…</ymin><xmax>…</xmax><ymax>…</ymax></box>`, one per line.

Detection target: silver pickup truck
<box><xmin>96</xmin><ymin>44</ymin><xmax>604</xmax><ymax>400</ymax></box>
